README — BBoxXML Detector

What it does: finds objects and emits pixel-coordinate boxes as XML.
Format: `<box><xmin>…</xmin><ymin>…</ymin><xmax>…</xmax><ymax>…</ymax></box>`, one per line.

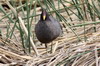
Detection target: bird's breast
<box><xmin>35</xmin><ymin>20</ymin><xmax>61</xmax><ymax>43</ymax></box>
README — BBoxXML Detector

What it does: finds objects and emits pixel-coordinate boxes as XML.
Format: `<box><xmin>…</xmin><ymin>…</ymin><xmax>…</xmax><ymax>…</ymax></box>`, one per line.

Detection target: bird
<box><xmin>35</xmin><ymin>9</ymin><xmax>62</xmax><ymax>52</ymax></box>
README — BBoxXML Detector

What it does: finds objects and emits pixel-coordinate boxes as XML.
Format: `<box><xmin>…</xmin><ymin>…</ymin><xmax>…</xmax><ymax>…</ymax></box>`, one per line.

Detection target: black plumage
<box><xmin>35</xmin><ymin>9</ymin><xmax>62</xmax><ymax>44</ymax></box>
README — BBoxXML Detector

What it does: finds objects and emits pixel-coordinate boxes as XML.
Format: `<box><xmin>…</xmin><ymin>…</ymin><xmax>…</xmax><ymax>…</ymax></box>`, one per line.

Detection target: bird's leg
<box><xmin>45</xmin><ymin>43</ymin><xmax>48</xmax><ymax>53</ymax></box>
<box><xmin>50</xmin><ymin>42</ymin><xmax>53</xmax><ymax>53</ymax></box>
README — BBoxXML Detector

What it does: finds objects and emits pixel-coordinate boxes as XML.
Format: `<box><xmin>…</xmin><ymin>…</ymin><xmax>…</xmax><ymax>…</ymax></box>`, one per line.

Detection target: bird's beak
<box><xmin>43</xmin><ymin>15</ymin><xmax>46</xmax><ymax>20</ymax></box>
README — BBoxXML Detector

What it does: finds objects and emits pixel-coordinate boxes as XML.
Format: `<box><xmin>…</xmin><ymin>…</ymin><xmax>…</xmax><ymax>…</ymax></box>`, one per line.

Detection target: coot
<box><xmin>35</xmin><ymin>9</ymin><xmax>62</xmax><ymax>48</ymax></box>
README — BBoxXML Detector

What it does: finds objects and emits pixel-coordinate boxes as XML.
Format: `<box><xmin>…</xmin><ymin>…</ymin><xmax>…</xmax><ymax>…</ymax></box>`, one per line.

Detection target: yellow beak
<box><xmin>43</xmin><ymin>15</ymin><xmax>46</xmax><ymax>20</ymax></box>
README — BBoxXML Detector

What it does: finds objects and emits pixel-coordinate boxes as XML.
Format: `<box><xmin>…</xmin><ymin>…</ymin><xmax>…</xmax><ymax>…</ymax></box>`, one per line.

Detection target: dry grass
<box><xmin>0</xmin><ymin>0</ymin><xmax>100</xmax><ymax>66</ymax></box>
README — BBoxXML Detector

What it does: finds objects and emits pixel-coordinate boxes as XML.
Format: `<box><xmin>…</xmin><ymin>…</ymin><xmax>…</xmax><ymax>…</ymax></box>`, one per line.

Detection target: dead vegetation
<box><xmin>0</xmin><ymin>0</ymin><xmax>100</xmax><ymax>66</ymax></box>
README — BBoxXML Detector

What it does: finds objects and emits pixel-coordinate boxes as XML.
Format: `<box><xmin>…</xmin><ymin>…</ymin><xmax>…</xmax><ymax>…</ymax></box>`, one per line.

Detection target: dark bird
<box><xmin>35</xmin><ymin>9</ymin><xmax>62</xmax><ymax>49</ymax></box>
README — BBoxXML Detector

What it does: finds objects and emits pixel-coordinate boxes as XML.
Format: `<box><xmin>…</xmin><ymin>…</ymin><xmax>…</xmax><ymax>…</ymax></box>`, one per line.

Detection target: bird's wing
<box><xmin>49</xmin><ymin>16</ymin><xmax>62</xmax><ymax>30</ymax></box>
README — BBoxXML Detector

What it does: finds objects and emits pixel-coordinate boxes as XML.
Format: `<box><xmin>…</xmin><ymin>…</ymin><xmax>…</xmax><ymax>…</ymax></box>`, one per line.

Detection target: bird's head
<box><xmin>41</xmin><ymin>9</ymin><xmax>49</xmax><ymax>20</ymax></box>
